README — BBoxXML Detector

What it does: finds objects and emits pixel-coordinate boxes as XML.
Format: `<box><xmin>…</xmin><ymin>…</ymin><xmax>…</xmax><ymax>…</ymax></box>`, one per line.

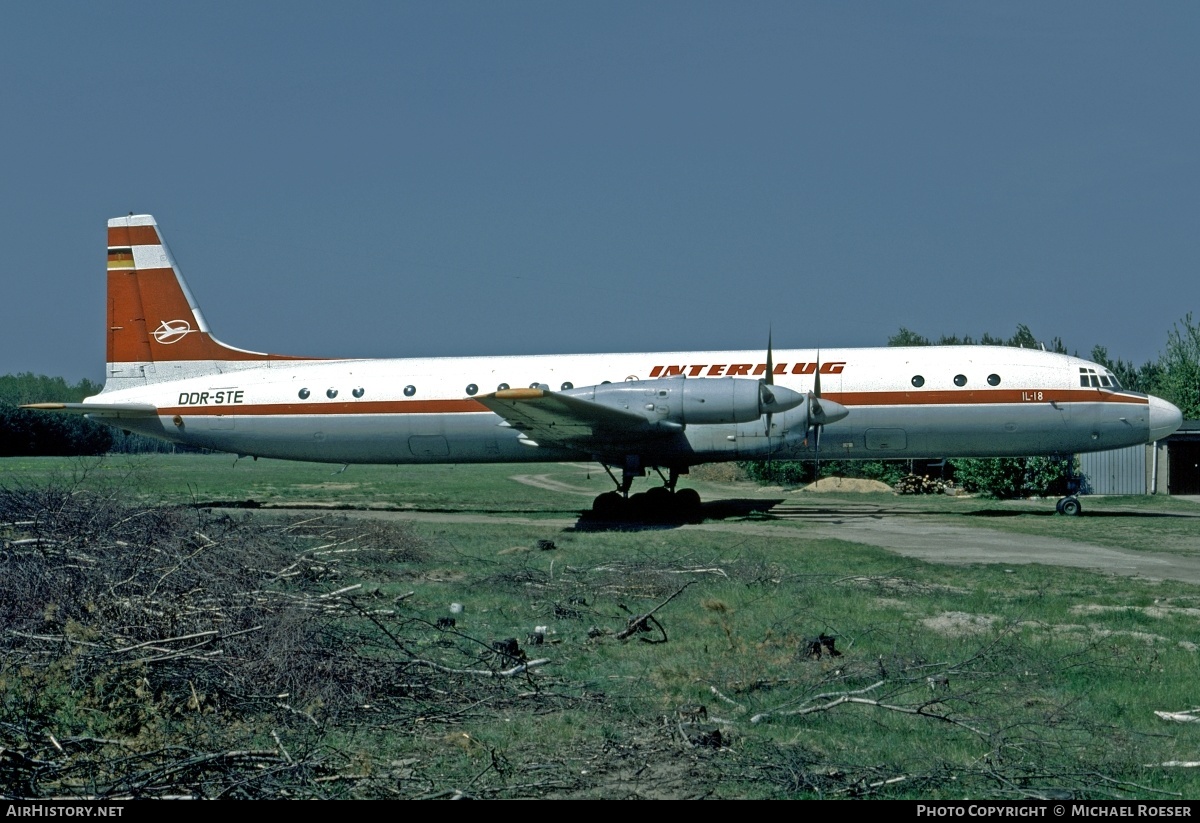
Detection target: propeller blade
<box><xmin>762</xmin><ymin>330</ymin><xmax>775</xmax><ymax>436</ymax></box>
<box><xmin>765</xmin><ymin>329</ymin><xmax>774</xmax><ymax>386</ymax></box>
<box><xmin>814</xmin><ymin>422</ymin><xmax>821</xmax><ymax>479</ymax></box>
<box><xmin>810</xmin><ymin>351</ymin><xmax>822</xmax><ymax>478</ymax></box>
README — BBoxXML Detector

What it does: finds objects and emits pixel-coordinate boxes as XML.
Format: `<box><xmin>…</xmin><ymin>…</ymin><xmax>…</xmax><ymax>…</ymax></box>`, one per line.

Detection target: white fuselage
<box><xmin>89</xmin><ymin>344</ymin><xmax>1173</xmax><ymax>466</ymax></box>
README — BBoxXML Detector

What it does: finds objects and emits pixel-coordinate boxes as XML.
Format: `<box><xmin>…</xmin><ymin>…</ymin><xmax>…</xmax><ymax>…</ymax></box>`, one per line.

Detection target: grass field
<box><xmin>3</xmin><ymin>455</ymin><xmax>1200</xmax><ymax>798</ymax></box>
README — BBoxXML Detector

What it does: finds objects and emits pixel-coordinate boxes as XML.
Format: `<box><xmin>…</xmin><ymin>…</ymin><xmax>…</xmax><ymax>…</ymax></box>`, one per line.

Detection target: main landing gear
<box><xmin>589</xmin><ymin>463</ymin><xmax>703</xmax><ymax>524</ymax></box>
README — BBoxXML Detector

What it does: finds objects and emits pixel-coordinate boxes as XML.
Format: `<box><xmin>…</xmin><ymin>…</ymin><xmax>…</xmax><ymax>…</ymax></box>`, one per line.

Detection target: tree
<box><xmin>888</xmin><ymin>324</ymin><xmax>1067</xmax><ymax>353</ymax></box>
<box><xmin>888</xmin><ymin>327</ymin><xmax>932</xmax><ymax>347</ymax></box>
<box><xmin>0</xmin><ymin>373</ymin><xmax>112</xmax><ymax>457</ymax></box>
<box><xmin>1153</xmin><ymin>313</ymin><xmax>1200</xmax><ymax>419</ymax></box>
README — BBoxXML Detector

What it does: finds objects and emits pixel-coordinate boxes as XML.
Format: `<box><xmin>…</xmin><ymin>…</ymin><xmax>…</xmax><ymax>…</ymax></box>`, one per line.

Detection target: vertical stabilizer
<box><xmin>104</xmin><ymin>215</ymin><xmax>310</xmax><ymax>389</ymax></box>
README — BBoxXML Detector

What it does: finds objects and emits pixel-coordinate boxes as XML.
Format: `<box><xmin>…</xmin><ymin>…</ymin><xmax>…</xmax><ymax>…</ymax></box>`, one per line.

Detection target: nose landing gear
<box><xmin>1055</xmin><ymin>457</ymin><xmax>1082</xmax><ymax>516</ymax></box>
<box><xmin>1056</xmin><ymin>496</ymin><xmax>1082</xmax><ymax>516</ymax></box>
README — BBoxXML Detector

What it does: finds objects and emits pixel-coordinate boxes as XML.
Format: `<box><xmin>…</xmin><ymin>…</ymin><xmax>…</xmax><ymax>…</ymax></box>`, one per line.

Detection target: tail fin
<box><xmin>105</xmin><ymin>215</ymin><xmax>310</xmax><ymax>388</ymax></box>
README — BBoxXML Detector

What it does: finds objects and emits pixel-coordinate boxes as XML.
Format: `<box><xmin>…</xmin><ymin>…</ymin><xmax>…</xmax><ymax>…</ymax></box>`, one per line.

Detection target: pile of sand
<box><xmin>799</xmin><ymin>477</ymin><xmax>893</xmax><ymax>493</ymax></box>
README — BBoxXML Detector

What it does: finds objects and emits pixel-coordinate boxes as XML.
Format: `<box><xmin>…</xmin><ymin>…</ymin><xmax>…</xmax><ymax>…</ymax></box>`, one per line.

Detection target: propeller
<box><xmin>807</xmin><ymin>351</ymin><xmax>823</xmax><ymax>477</ymax></box>
<box><xmin>760</xmin><ymin>330</ymin><xmax>776</xmax><ymax>437</ymax></box>
<box><xmin>757</xmin><ymin>336</ymin><xmax>847</xmax><ymax>474</ymax></box>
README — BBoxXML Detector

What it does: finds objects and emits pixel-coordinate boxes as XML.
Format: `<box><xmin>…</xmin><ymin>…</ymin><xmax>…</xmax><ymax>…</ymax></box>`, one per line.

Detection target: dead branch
<box><xmin>406</xmin><ymin>657</ymin><xmax>551</xmax><ymax>678</ymax></box>
<box><xmin>709</xmin><ymin>685</ymin><xmax>746</xmax><ymax>713</ymax></box>
<box><xmin>110</xmin><ymin>630</ymin><xmax>220</xmax><ymax>654</ymax></box>
<box><xmin>752</xmin><ymin>679</ymin><xmax>887</xmax><ymax>723</ymax></box>
<box><xmin>616</xmin><ymin>580</ymin><xmax>695</xmax><ymax>641</ymax></box>
<box><xmin>751</xmin><ymin>680</ymin><xmax>986</xmax><ymax>738</ymax></box>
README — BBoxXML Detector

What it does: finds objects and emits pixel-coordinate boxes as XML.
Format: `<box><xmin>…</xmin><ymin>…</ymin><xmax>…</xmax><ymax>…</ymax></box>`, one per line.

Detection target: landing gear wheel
<box><xmin>626</xmin><ymin>491</ymin><xmax>650</xmax><ymax>519</ymax></box>
<box><xmin>643</xmin><ymin>486</ymin><xmax>673</xmax><ymax>521</ymax></box>
<box><xmin>1057</xmin><ymin>496</ymin><xmax>1082</xmax><ymax>516</ymax></box>
<box><xmin>674</xmin><ymin>488</ymin><xmax>702</xmax><ymax>523</ymax></box>
<box><xmin>592</xmin><ymin>491</ymin><xmax>625</xmax><ymax>520</ymax></box>
<box><xmin>645</xmin><ymin>486</ymin><xmax>673</xmax><ymax>507</ymax></box>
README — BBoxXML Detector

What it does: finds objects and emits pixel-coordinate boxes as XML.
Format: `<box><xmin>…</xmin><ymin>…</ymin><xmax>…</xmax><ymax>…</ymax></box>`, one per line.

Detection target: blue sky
<box><xmin>2</xmin><ymin>2</ymin><xmax>1197</xmax><ymax>383</ymax></box>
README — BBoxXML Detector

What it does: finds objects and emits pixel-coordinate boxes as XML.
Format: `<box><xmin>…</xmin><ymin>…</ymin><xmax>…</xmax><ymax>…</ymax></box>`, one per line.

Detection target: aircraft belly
<box><xmin>170</xmin><ymin>412</ymin><xmax>582</xmax><ymax>464</ymax></box>
<box><xmin>110</xmin><ymin>397</ymin><xmax>1153</xmax><ymax>465</ymax></box>
<box><xmin>818</xmin><ymin>401</ymin><xmax>1149</xmax><ymax>459</ymax></box>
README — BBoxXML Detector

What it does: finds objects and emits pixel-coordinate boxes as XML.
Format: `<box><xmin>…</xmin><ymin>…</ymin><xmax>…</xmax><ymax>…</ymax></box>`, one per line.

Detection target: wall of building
<box><xmin>1080</xmin><ymin>445</ymin><xmax>1147</xmax><ymax>495</ymax></box>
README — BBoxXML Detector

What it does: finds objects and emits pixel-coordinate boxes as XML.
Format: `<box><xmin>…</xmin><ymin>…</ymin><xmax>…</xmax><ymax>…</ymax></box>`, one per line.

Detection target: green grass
<box><xmin>0</xmin><ymin>454</ymin><xmax>596</xmax><ymax>514</ymax></box>
<box><xmin>4</xmin><ymin>455</ymin><xmax>1200</xmax><ymax>798</ymax></box>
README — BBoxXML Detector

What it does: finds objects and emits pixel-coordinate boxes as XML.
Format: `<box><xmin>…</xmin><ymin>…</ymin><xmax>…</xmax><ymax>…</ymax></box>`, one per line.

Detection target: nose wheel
<box><xmin>1054</xmin><ymin>456</ymin><xmax>1082</xmax><ymax>516</ymax></box>
<box><xmin>1056</xmin><ymin>496</ymin><xmax>1082</xmax><ymax>516</ymax></box>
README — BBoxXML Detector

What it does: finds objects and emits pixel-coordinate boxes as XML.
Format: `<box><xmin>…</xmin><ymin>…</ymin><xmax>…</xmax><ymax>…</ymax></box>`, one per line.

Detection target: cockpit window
<box><xmin>1108</xmin><ymin>373</ymin><xmax>1122</xmax><ymax>389</ymax></box>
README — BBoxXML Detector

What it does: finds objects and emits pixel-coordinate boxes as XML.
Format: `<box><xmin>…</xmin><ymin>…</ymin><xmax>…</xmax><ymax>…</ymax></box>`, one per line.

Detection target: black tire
<box><xmin>1059</xmin><ymin>497</ymin><xmax>1082</xmax><ymax>516</ymax></box>
<box><xmin>644</xmin><ymin>486</ymin><xmax>673</xmax><ymax>520</ymax></box>
<box><xmin>592</xmin><ymin>491</ymin><xmax>625</xmax><ymax>519</ymax></box>
<box><xmin>675</xmin><ymin>488</ymin><xmax>703</xmax><ymax>523</ymax></box>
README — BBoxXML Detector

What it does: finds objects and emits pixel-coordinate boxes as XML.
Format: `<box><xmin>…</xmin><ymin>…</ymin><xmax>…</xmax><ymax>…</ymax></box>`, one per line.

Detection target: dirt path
<box><xmin>696</xmin><ymin>517</ymin><xmax>1200</xmax><ymax>584</ymax></box>
<box><xmin>509</xmin><ymin>474</ymin><xmax>597</xmax><ymax>497</ymax></box>
<box><xmin>242</xmin><ymin>502</ymin><xmax>1200</xmax><ymax>585</ymax></box>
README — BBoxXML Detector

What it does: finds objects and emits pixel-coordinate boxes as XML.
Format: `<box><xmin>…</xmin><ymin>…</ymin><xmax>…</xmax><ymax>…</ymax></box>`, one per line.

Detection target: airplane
<box><xmin>24</xmin><ymin>214</ymin><xmax>1184</xmax><ymax>520</ymax></box>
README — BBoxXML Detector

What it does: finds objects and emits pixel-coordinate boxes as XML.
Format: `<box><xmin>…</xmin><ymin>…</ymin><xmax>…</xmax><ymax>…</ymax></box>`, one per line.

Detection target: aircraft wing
<box><xmin>476</xmin><ymin>388</ymin><xmax>678</xmax><ymax>451</ymax></box>
<box><xmin>20</xmin><ymin>402</ymin><xmax>160</xmax><ymax>419</ymax></box>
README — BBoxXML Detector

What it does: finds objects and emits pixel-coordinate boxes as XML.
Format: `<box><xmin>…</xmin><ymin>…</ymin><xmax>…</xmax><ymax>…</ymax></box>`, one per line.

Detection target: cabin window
<box><xmin>911</xmin><ymin>375</ymin><xmax>924</xmax><ymax>388</ymax></box>
<box><xmin>466</xmin><ymin>384</ymin><xmax>478</xmax><ymax>396</ymax></box>
<box><xmin>561</xmin><ymin>382</ymin><xmax>573</xmax><ymax>390</ymax></box>
<box><xmin>953</xmin><ymin>374</ymin><xmax>967</xmax><ymax>387</ymax></box>
<box><xmin>987</xmin><ymin>374</ymin><xmax>1001</xmax><ymax>386</ymax></box>
<box><xmin>298</xmin><ymin>388</ymin><xmax>311</xmax><ymax>400</ymax></box>
<box><xmin>327</xmin><ymin>388</ymin><xmax>338</xmax><ymax>398</ymax></box>
<box><xmin>497</xmin><ymin>383</ymin><xmax>510</xmax><ymax>391</ymax></box>
<box><xmin>404</xmin><ymin>385</ymin><xmax>416</xmax><ymax>397</ymax></box>
<box><xmin>352</xmin><ymin>387</ymin><xmax>365</xmax><ymax>398</ymax></box>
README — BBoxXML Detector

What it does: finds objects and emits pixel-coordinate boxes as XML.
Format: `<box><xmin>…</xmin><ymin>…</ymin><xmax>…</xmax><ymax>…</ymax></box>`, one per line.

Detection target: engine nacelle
<box><xmin>562</xmin><ymin>376</ymin><xmax>806</xmax><ymax>426</ymax></box>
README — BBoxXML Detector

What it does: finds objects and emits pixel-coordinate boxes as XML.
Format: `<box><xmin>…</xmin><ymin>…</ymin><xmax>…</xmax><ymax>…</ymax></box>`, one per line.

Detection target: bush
<box><xmin>948</xmin><ymin>457</ymin><xmax>1074</xmax><ymax>499</ymax></box>
<box><xmin>739</xmin><ymin>459</ymin><xmax>908</xmax><ymax>487</ymax></box>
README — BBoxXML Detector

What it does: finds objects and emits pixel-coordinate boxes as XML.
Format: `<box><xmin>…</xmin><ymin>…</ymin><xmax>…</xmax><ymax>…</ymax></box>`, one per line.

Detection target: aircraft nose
<box><xmin>1148</xmin><ymin>395</ymin><xmax>1183</xmax><ymax>441</ymax></box>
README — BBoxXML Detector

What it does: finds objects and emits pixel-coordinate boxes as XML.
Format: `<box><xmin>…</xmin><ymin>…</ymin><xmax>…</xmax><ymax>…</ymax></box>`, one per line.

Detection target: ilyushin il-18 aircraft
<box><xmin>26</xmin><ymin>215</ymin><xmax>1183</xmax><ymax>520</ymax></box>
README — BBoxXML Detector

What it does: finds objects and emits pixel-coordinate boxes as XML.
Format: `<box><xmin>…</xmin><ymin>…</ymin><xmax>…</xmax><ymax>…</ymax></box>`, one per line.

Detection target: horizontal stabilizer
<box><xmin>21</xmin><ymin>402</ymin><xmax>160</xmax><ymax>419</ymax></box>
